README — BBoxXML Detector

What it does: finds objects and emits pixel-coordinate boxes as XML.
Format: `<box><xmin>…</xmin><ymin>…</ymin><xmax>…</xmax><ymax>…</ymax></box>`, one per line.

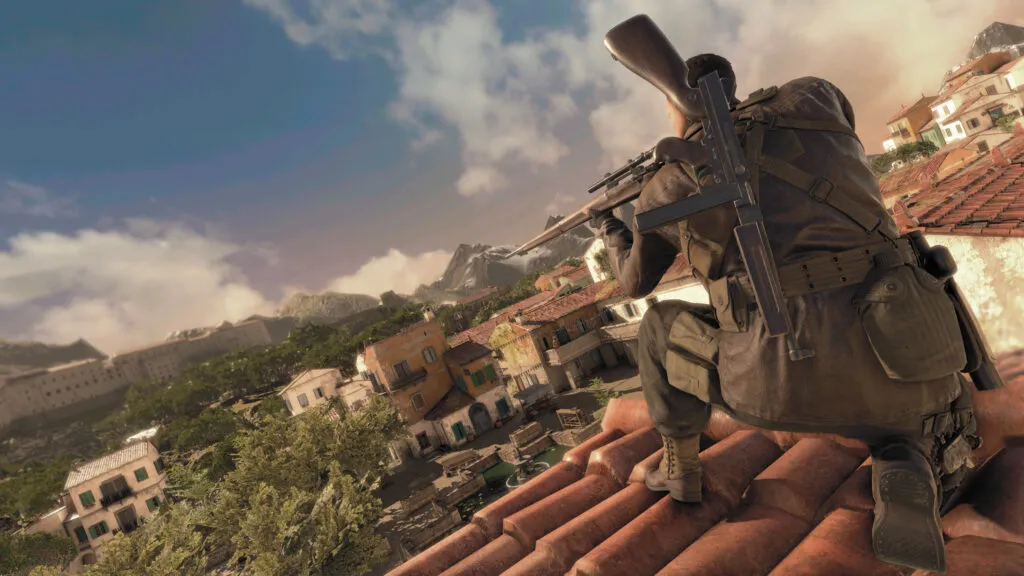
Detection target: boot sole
<box><xmin>645</xmin><ymin>476</ymin><xmax>701</xmax><ymax>503</ymax></box>
<box><xmin>872</xmin><ymin>467</ymin><xmax>947</xmax><ymax>573</ymax></box>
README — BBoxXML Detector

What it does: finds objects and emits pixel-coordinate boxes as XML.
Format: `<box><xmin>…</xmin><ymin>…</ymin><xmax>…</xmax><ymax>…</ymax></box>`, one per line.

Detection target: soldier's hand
<box><xmin>587</xmin><ymin>207</ymin><xmax>619</xmax><ymax>233</ymax></box>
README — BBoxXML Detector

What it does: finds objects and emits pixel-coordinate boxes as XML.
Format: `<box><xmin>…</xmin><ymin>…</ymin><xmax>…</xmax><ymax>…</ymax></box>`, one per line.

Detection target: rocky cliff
<box><xmin>967</xmin><ymin>22</ymin><xmax>1024</xmax><ymax>60</ymax></box>
<box><xmin>276</xmin><ymin>291</ymin><xmax>381</xmax><ymax>322</ymax></box>
<box><xmin>0</xmin><ymin>339</ymin><xmax>106</xmax><ymax>377</ymax></box>
<box><xmin>419</xmin><ymin>214</ymin><xmax>596</xmax><ymax>296</ymax></box>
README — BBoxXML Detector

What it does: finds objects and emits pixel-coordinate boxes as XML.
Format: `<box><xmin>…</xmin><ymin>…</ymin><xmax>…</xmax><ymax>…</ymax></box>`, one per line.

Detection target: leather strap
<box><xmin>756</xmin><ymin>154</ymin><xmax>896</xmax><ymax>240</ymax></box>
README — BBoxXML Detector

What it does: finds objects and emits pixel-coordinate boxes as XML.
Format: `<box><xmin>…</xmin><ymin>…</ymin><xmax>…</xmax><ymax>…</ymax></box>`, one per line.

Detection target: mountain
<box><xmin>967</xmin><ymin>22</ymin><xmax>1024</xmax><ymax>60</ymax></box>
<box><xmin>276</xmin><ymin>291</ymin><xmax>381</xmax><ymax>322</ymax></box>
<box><xmin>0</xmin><ymin>339</ymin><xmax>106</xmax><ymax>377</ymax></box>
<box><xmin>421</xmin><ymin>215</ymin><xmax>596</xmax><ymax>295</ymax></box>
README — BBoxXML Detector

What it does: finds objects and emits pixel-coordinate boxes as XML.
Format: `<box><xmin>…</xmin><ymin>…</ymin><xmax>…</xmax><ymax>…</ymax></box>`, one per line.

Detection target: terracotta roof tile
<box><xmin>995</xmin><ymin>55</ymin><xmax>1024</xmax><ymax>75</ymax></box>
<box><xmin>887</xmin><ymin>95</ymin><xmax>938</xmax><ymax>124</ymax></box>
<box><xmin>902</xmin><ymin>135</ymin><xmax>1024</xmax><ymax>237</ymax></box>
<box><xmin>516</xmin><ymin>282</ymin><xmax>610</xmax><ymax>329</ymax></box>
<box><xmin>444</xmin><ymin>341</ymin><xmax>492</xmax><ymax>365</ymax></box>
<box><xmin>390</xmin><ymin>350</ymin><xmax>1024</xmax><ymax>576</ymax></box>
<box><xmin>456</xmin><ymin>286</ymin><xmax>504</xmax><ymax>306</ymax></box>
<box><xmin>448</xmin><ymin>291</ymin><xmax>557</xmax><ymax>347</ymax></box>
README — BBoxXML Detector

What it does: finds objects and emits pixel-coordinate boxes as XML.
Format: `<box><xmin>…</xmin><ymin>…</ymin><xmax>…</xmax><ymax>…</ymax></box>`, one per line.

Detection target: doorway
<box><xmin>468</xmin><ymin>403</ymin><xmax>492</xmax><ymax>436</ymax></box>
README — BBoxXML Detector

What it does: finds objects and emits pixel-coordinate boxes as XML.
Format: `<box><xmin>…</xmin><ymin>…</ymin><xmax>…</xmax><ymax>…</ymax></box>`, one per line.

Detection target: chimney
<box><xmin>513</xmin><ymin>311</ymin><xmax>525</xmax><ymax>325</ymax></box>
<box><xmin>423</xmin><ymin>308</ymin><xmax>436</xmax><ymax>322</ymax></box>
<box><xmin>991</xmin><ymin>146</ymin><xmax>1010</xmax><ymax>167</ymax></box>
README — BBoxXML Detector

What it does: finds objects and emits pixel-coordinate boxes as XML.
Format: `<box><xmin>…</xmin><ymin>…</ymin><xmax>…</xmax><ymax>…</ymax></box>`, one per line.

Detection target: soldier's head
<box><xmin>665</xmin><ymin>53</ymin><xmax>737</xmax><ymax>137</ymax></box>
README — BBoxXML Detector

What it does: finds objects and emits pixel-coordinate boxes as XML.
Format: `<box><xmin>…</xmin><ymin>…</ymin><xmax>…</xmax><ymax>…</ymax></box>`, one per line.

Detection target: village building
<box><xmin>25</xmin><ymin>441</ymin><xmax>168</xmax><ymax>574</ymax></box>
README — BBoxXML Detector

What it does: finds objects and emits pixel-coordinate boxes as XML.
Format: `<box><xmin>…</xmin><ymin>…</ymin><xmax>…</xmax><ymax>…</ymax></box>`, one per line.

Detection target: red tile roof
<box><xmin>887</xmin><ymin>95</ymin><xmax>937</xmax><ymax>124</ymax></box>
<box><xmin>878</xmin><ymin>139</ymin><xmax>985</xmax><ymax>198</ymax></box>
<box><xmin>456</xmin><ymin>286</ymin><xmax>504</xmax><ymax>306</ymax></box>
<box><xmin>444</xmin><ymin>341</ymin><xmax>492</xmax><ymax>365</ymax></box>
<box><xmin>995</xmin><ymin>55</ymin><xmax>1024</xmax><ymax>75</ymax></box>
<box><xmin>447</xmin><ymin>291</ymin><xmax>557</xmax><ymax>348</ymax></box>
<box><xmin>516</xmin><ymin>282</ymin><xmax>610</xmax><ymax>328</ymax></box>
<box><xmin>390</xmin><ymin>350</ymin><xmax>1024</xmax><ymax>576</ymax></box>
<box><xmin>902</xmin><ymin>135</ymin><xmax>1024</xmax><ymax>237</ymax></box>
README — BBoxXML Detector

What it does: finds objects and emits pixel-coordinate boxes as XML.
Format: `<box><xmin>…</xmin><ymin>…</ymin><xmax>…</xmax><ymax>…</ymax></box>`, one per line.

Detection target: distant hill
<box><xmin>0</xmin><ymin>339</ymin><xmax>106</xmax><ymax>377</ymax></box>
<box><xmin>276</xmin><ymin>291</ymin><xmax>381</xmax><ymax>322</ymax></box>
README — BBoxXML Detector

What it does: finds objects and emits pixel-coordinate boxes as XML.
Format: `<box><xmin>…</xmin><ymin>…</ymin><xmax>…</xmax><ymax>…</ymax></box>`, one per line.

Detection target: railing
<box><xmin>100</xmin><ymin>487</ymin><xmax>133</xmax><ymax>508</ymax></box>
<box><xmin>389</xmin><ymin>368</ymin><xmax>428</xmax><ymax>390</ymax></box>
<box><xmin>545</xmin><ymin>331</ymin><xmax>601</xmax><ymax>365</ymax></box>
<box><xmin>119</xmin><ymin>520</ymin><xmax>139</xmax><ymax>534</ymax></box>
<box><xmin>598</xmin><ymin>321</ymin><xmax>640</xmax><ymax>342</ymax></box>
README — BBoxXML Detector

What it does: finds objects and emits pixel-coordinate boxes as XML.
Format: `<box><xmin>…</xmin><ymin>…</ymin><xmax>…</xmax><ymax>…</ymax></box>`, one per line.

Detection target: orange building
<box><xmin>886</xmin><ymin>95</ymin><xmax>938</xmax><ymax>147</ymax></box>
<box><xmin>358</xmin><ymin>317</ymin><xmax>514</xmax><ymax>457</ymax></box>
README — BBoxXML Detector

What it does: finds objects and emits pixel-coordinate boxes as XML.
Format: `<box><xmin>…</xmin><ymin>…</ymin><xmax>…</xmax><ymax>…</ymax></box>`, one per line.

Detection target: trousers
<box><xmin>638</xmin><ymin>300</ymin><xmax>977</xmax><ymax>498</ymax></box>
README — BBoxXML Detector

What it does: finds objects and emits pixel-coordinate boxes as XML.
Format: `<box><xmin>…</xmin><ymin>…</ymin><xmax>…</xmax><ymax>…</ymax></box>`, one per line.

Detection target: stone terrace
<box><xmin>388</xmin><ymin>352</ymin><xmax>1024</xmax><ymax>576</ymax></box>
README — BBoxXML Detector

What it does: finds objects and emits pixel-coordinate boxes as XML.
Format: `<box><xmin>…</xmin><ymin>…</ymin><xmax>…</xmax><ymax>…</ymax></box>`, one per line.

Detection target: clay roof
<box><xmin>901</xmin><ymin>135</ymin><xmax>1024</xmax><ymax>237</ymax></box>
<box><xmin>424</xmin><ymin>386</ymin><xmax>475</xmax><ymax>421</ymax></box>
<box><xmin>456</xmin><ymin>286</ymin><xmax>504</xmax><ymax>306</ymax></box>
<box><xmin>996</xmin><ymin>55</ymin><xmax>1024</xmax><ymax>75</ymax></box>
<box><xmin>878</xmin><ymin>139</ymin><xmax>985</xmax><ymax>198</ymax></box>
<box><xmin>391</xmin><ymin>351</ymin><xmax>1024</xmax><ymax>576</ymax></box>
<box><xmin>887</xmin><ymin>95</ymin><xmax>937</xmax><ymax>124</ymax></box>
<box><xmin>65</xmin><ymin>442</ymin><xmax>153</xmax><ymax>490</ymax></box>
<box><xmin>448</xmin><ymin>291</ymin><xmax>557</xmax><ymax>348</ymax></box>
<box><xmin>444</xmin><ymin>341</ymin><xmax>492</xmax><ymax>366</ymax></box>
<box><xmin>515</xmin><ymin>282</ymin><xmax>609</xmax><ymax>328</ymax></box>
<box><xmin>946</xmin><ymin>94</ymin><xmax>1007</xmax><ymax>124</ymax></box>
<box><xmin>278</xmin><ymin>368</ymin><xmax>339</xmax><ymax>395</ymax></box>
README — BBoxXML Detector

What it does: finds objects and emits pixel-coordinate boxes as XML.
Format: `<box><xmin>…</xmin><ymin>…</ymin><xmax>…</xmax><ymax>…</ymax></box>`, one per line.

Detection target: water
<box><xmin>458</xmin><ymin>445</ymin><xmax>568</xmax><ymax>520</ymax></box>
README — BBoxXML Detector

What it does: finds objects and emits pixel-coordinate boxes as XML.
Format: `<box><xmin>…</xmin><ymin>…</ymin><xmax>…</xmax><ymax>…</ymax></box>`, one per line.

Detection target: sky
<box><xmin>1</xmin><ymin>0</ymin><xmax>1022</xmax><ymax>354</ymax></box>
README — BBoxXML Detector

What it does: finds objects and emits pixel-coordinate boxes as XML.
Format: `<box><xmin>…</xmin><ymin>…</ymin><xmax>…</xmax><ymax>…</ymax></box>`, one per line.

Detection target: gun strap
<box><xmin>756</xmin><ymin>154</ymin><xmax>897</xmax><ymax>241</ymax></box>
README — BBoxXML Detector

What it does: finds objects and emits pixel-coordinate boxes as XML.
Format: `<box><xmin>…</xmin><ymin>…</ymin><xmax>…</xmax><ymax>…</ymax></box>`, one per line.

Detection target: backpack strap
<box><xmin>755</xmin><ymin>154</ymin><xmax>898</xmax><ymax>241</ymax></box>
<box><xmin>736</xmin><ymin>109</ymin><xmax>858</xmax><ymax>139</ymax></box>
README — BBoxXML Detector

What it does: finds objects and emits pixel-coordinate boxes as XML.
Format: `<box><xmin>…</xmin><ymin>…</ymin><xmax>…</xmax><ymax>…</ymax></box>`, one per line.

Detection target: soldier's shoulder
<box><xmin>779</xmin><ymin>76</ymin><xmax>848</xmax><ymax>100</ymax></box>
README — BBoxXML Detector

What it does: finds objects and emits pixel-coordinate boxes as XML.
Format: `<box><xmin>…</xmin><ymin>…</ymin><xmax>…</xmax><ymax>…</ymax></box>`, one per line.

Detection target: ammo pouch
<box><xmin>708</xmin><ymin>276</ymin><xmax>752</xmax><ymax>333</ymax></box>
<box><xmin>853</xmin><ymin>250</ymin><xmax>967</xmax><ymax>381</ymax></box>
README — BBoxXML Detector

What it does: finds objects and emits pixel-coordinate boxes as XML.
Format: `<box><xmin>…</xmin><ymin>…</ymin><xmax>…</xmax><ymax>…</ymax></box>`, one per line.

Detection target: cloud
<box><xmin>326</xmin><ymin>248</ymin><xmax>452</xmax><ymax>296</ymax></box>
<box><xmin>240</xmin><ymin>0</ymin><xmax>393</xmax><ymax>59</ymax></box>
<box><xmin>249</xmin><ymin>0</ymin><xmax>1022</xmax><ymax>192</ymax></box>
<box><xmin>0</xmin><ymin>219</ymin><xmax>276</xmax><ymax>353</ymax></box>
<box><xmin>544</xmin><ymin>192</ymin><xmax>578</xmax><ymax>216</ymax></box>
<box><xmin>0</xmin><ymin>180</ymin><xmax>77</xmax><ymax>218</ymax></box>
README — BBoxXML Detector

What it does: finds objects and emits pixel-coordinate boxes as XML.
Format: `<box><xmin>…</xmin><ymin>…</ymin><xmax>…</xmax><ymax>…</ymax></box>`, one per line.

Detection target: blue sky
<box><xmin>0</xmin><ymin>0</ymin><xmax>1017</xmax><ymax>352</ymax></box>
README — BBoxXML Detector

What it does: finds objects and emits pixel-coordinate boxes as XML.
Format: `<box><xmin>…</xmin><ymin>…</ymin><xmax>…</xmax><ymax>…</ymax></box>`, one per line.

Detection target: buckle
<box><xmin>750</xmin><ymin>110</ymin><xmax>778</xmax><ymax>129</ymax></box>
<box><xmin>809</xmin><ymin>177</ymin><xmax>835</xmax><ymax>202</ymax></box>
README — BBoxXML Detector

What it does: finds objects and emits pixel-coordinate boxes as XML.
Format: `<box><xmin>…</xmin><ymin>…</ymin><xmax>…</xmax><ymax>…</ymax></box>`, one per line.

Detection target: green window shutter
<box><xmin>134</xmin><ymin>467</ymin><xmax>149</xmax><ymax>482</ymax></box>
<box><xmin>451</xmin><ymin>422</ymin><xmax>465</xmax><ymax>441</ymax></box>
<box><xmin>74</xmin><ymin>526</ymin><xmax>88</xmax><ymax>543</ymax></box>
<box><xmin>80</xmin><ymin>490</ymin><xmax>95</xmax><ymax>507</ymax></box>
<box><xmin>100</xmin><ymin>521</ymin><xmax>109</xmax><ymax>534</ymax></box>
<box><xmin>484</xmin><ymin>364</ymin><xmax>497</xmax><ymax>381</ymax></box>
<box><xmin>147</xmin><ymin>497</ymin><xmax>160</xmax><ymax>512</ymax></box>
<box><xmin>472</xmin><ymin>371</ymin><xmax>484</xmax><ymax>386</ymax></box>
<box><xmin>88</xmin><ymin>526</ymin><xmax>97</xmax><ymax>539</ymax></box>
<box><xmin>155</xmin><ymin>459</ymin><xmax>164</xmax><ymax>473</ymax></box>
<box><xmin>496</xmin><ymin>398</ymin><xmax>509</xmax><ymax>417</ymax></box>
<box><xmin>455</xmin><ymin>376</ymin><xmax>467</xmax><ymax>392</ymax></box>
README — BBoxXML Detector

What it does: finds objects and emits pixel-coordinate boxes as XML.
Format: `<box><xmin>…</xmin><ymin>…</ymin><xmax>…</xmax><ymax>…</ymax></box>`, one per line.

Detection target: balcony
<box><xmin>388</xmin><ymin>368</ymin><xmax>428</xmax><ymax>390</ymax></box>
<box><xmin>100</xmin><ymin>487</ymin><xmax>133</xmax><ymax>508</ymax></box>
<box><xmin>545</xmin><ymin>330</ymin><xmax>601</xmax><ymax>366</ymax></box>
<box><xmin>598</xmin><ymin>321</ymin><xmax>640</xmax><ymax>343</ymax></box>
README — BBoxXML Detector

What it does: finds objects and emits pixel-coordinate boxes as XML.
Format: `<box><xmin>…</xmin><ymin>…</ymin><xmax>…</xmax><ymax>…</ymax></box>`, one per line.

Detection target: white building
<box><xmin>883</xmin><ymin>138</ymin><xmax>897</xmax><ymax>153</ymax></box>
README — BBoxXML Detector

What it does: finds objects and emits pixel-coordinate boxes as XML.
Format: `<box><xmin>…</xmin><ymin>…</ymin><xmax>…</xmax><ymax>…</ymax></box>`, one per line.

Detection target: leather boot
<box><xmin>645</xmin><ymin>434</ymin><xmax>702</xmax><ymax>503</ymax></box>
<box><xmin>871</xmin><ymin>441</ymin><xmax>947</xmax><ymax>573</ymax></box>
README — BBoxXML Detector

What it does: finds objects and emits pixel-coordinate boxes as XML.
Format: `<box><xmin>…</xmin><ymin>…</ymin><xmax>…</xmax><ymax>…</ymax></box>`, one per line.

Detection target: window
<box><xmin>496</xmin><ymin>398</ymin><xmax>510</xmax><ymax>418</ymax></box>
<box><xmin>297</xmin><ymin>393</ymin><xmax>309</xmax><ymax>408</ymax></box>
<box><xmin>313</xmin><ymin>386</ymin><xmax>324</xmax><ymax>399</ymax></box>
<box><xmin>393</xmin><ymin>360</ymin><xmax>412</xmax><ymax>379</ymax></box>
<box><xmin>967</xmin><ymin>118</ymin><xmax>981</xmax><ymax>129</ymax></box>
<box><xmin>484</xmin><ymin>364</ymin><xmax>498</xmax><ymax>382</ymax></box>
<box><xmin>411</xmin><ymin>393</ymin><xmax>425</xmax><ymax>411</ymax></box>
<box><xmin>455</xmin><ymin>375</ymin><xmax>468</xmax><ymax>393</ymax></box>
<box><xmin>541</xmin><ymin>337</ymin><xmax>552</xmax><ymax>350</ymax></box>
<box><xmin>134</xmin><ymin>467</ymin><xmax>149</xmax><ymax>482</ymax></box>
<box><xmin>154</xmin><ymin>459</ymin><xmax>164</xmax><ymax>473</ymax></box>
<box><xmin>956</xmin><ymin>124</ymin><xmax>965</xmax><ymax>135</ymax></box>
<box><xmin>624</xmin><ymin>303</ymin><xmax>637</xmax><ymax>318</ymax></box>
<box><xmin>978</xmin><ymin>141</ymin><xmax>990</xmax><ymax>153</ymax></box>
<box><xmin>284</xmin><ymin>398</ymin><xmax>293</xmax><ymax>412</ymax></box>
<box><xmin>74</xmin><ymin>526</ymin><xmax>89</xmax><ymax>544</ymax></box>
<box><xmin>87</xmin><ymin>521</ymin><xmax>109</xmax><ymax>539</ymax></box>
<box><xmin>527</xmin><ymin>373</ymin><xmax>541</xmax><ymax>387</ymax></box>
<box><xmin>146</xmin><ymin>496</ymin><xmax>161</xmax><ymax>512</ymax></box>
<box><xmin>944</xmin><ymin>128</ymin><xmax>953</xmax><ymax>137</ymax></box>
<box><xmin>576</xmin><ymin>318</ymin><xmax>588</xmax><ymax>333</ymax></box>
<box><xmin>555</xmin><ymin>327</ymin><xmax>571</xmax><ymax>345</ymax></box>
<box><xmin>416</xmin><ymin>432</ymin><xmax>431</xmax><ymax>450</ymax></box>
<box><xmin>422</xmin><ymin>347</ymin><xmax>438</xmax><ymax>363</ymax></box>
<box><xmin>451</xmin><ymin>421</ymin><xmax>467</xmax><ymax>441</ymax></box>
<box><xmin>986</xmin><ymin>85</ymin><xmax>998</xmax><ymax>95</ymax></box>
<box><xmin>471</xmin><ymin>370</ymin><xmax>485</xmax><ymax>387</ymax></box>
<box><xmin>79</xmin><ymin>490</ymin><xmax>96</xmax><ymax>508</ymax></box>
<box><xmin>945</xmin><ymin>103</ymin><xmax>954</xmax><ymax>115</ymax></box>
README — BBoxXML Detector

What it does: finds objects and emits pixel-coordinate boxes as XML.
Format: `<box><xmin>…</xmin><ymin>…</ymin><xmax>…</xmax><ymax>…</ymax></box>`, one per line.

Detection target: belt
<box><xmin>735</xmin><ymin>238</ymin><xmax>916</xmax><ymax>299</ymax></box>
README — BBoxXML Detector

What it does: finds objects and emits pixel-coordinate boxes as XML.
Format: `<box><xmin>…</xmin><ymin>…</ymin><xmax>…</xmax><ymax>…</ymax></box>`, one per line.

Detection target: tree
<box><xmin>0</xmin><ymin>454</ymin><xmax>81</xmax><ymax>519</ymax></box>
<box><xmin>592</xmin><ymin>249</ymin><xmax>611</xmax><ymax>276</ymax></box>
<box><xmin>997</xmin><ymin>115</ymin><xmax>1018</xmax><ymax>132</ymax></box>
<box><xmin>155</xmin><ymin>408</ymin><xmax>245</xmax><ymax>454</ymax></box>
<box><xmin>0</xmin><ymin>532</ymin><xmax>77</xmax><ymax>576</ymax></box>
<box><xmin>563</xmin><ymin>257</ymin><xmax>583</xmax><ymax>267</ymax></box>
<box><xmin>472</xmin><ymin>274</ymin><xmax>541</xmax><ymax>326</ymax></box>
<box><xmin>83</xmin><ymin>502</ymin><xmax>211</xmax><ymax>576</ymax></box>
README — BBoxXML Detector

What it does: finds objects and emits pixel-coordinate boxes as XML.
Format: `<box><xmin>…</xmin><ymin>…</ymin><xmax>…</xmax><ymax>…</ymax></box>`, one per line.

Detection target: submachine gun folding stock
<box><xmin>603</xmin><ymin>14</ymin><xmax>812</xmax><ymax>361</ymax></box>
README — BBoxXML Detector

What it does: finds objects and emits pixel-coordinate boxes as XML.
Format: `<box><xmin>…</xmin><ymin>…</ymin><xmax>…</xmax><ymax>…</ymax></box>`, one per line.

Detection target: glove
<box><xmin>587</xmin><ymin>207</ymin><xmax>619</xmax><ymax>234</ymax></box>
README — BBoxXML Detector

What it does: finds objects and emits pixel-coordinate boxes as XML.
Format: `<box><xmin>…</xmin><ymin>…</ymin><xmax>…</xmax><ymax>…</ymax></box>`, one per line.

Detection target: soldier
<box><xmin>590</xmin><ymin>53</ymin><xmax>978</xmax><ymax>573</ymax></box>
